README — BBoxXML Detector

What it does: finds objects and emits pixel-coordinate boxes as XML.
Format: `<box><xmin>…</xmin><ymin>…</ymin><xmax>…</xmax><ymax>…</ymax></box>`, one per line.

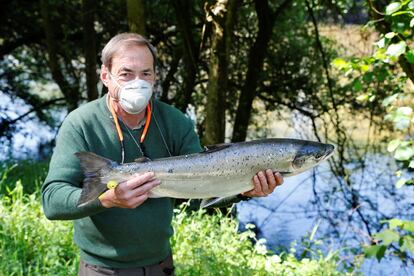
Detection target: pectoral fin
<box><xmin>200</xmin><ymin>194</ymin><xmax>251</xmax><ymax>209</ymax></box>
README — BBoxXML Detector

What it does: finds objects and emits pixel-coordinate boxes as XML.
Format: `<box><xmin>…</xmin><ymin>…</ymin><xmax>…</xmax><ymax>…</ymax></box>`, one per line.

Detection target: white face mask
<box><xmin>111</xmin><ymin>76</ymin><xmax>153</xmax><ymax>114</ymax></box>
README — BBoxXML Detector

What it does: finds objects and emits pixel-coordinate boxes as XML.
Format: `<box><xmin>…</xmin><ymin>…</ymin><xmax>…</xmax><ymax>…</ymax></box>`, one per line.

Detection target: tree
<box><xmin>127</xmin><ymin>0</ymin><xmax>146</xmax><ymax>35</ymax></box>
<box><xmin>203</xmin><ymin>0</ymin><xmax>239</xmax><ymax>145</ymax></box>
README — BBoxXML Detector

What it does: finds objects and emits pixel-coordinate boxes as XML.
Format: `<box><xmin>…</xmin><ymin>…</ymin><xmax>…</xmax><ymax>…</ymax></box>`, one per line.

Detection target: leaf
<box><xmin>396</xmin><ymin>178</ymin><xmax>408</xmax><ymax>188</ymax></box>
<box><xmin>410</xmin><ymin>18</ymin><xmax>414</xmax><ymax>28</ymax></box>
<box><xmin>405</xmin><ymin>50</ymin><xmax>414</xmax><ymax>64</ymax></box>
<box><xmin>374</xmin><ymin>48</ymin><xmax>388</xmax><ymax>61</ymax></box>
<box><xmin>394</xmin><ymin>146</ymin><xmax>414</xmax><ymax>160</ymax></box>
<box><xmin>400</xmin><ymin>235</ymin><xmax>414</xmax><ymax>253</ymax></box>
<box><xmin>363</xmin><ymin>245</ymin><xmax>387</xmax><ymax>261</ymax></box>
<box><xmin>402</xmin><ymin>221</ymin><xmax>414</xmax><ymax>232</ymax></box>
<box><xmin>353</xmin><ymin>79</ymin><xmax>363</xmax><ymax>92</ymax></box>
<box><xmin>388</xmin><ymin>218</ymin><xmax>404</xmax><ymax>229</ymax></box>
<box><xmin>374</xmin><ymin>229</ymin><xmax>400</xmax><ymax>246</ymax></box>
<box><xmin>409</xmin><ymin>160</ymin><xmax>414</xmax><ymax>169</ymax></box>
<box><xmin>386</xmin><ymin>41</ymin><xmax>407</xmax><ymax>57</ymax></box>
<box><xmin>409</xmin><ymin>0</ymin><xmax>414</xmax><ymax>9</ymax></box>
<box><xmin>385</xmin><ymin>32</ymin><xmax>396</xmax><ymax>39</ymax></box>
<box><xmin>360</xmin><ymin>64</ymin><xmax>370</xmax><ymax>72</ymax></box>
<box><xmin>386</xmin><ymin>2</ymin><xmax>402</xmax><ymax>15</ymax></box>
<box><xmin>356</xmin><ymin>94</ymin><xmax>369</xmax><ymax>102</ymax></box>
<box><xmin>382</xmin><ymin>94</ymin><xmax>399</xmax><ymax>106</ymax></box>
<box><xmin>388</xmin><ymin>139</ymin><xmax>401</xmax><ymax>152</ymax></box>
<box><xmin>332</xmin><ymin>58</ymin><xmax>348</xmax><ymax>70</ymax></box>
<box><xmin>376</xmin><ymin>37</ymin><xmax>386</xmax><ymax>49</ymax></box>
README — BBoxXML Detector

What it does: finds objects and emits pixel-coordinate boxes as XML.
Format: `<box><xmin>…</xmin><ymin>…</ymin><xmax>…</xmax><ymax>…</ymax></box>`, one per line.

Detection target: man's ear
<box><xmin>100</xmin><ymin>65</ymin><xmax>109</xmax><ymax>87</ymax></box>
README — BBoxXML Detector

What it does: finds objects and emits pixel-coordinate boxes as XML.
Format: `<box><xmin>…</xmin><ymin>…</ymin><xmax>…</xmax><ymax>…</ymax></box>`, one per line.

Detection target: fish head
<box><xmin>291</xmin><ymin>141</ymin><xmax>335</xmax><ymax>172</ymax></box>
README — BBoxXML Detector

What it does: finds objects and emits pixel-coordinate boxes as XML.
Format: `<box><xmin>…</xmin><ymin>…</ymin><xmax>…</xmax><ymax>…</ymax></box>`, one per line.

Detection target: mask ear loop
<box><xmin>108</xmin><ymin>71</ymin><xmax>122</xmax><ymax>101</ymax></box>
<box><xmin>109</xmin><ymin>100</ymin><xmax>125</xmax><ymax>163</ymax></box>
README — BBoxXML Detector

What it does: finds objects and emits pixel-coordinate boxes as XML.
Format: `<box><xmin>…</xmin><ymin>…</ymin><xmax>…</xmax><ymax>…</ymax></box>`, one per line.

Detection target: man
<box><xmin>42</xmin><ymin>33</ymin><xmax>283</xmax><ymax>275</ymax></box>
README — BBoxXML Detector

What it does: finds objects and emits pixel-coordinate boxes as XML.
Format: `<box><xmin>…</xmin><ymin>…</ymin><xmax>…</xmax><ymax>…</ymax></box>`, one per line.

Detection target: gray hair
<box><xmin>101</xmin><ymin>33</ymin><xmax>157</xmax><ymax>71</ymax></box>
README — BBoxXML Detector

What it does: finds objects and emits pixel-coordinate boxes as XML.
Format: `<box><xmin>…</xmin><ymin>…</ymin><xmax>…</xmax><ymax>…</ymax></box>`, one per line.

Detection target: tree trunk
<box><xmin>40</xmin><ymin>0</ymin><xmax>79</xmax><ymax>112</ymax></box>
<box><xmin>127</xmin><ymin>0</ymin><xmax>146</xmax><ymax>36</ymax></box>
<box><xmin>172</xmin><ymin>0</ymin><xmax>200</xmax><ymax>112</ymax></box>
<box><xmin>82</xmin><ymin>0</ymin><xmax>98</xmax><ymax>101</ymax></box>
<box><xmin>203</xmin><ymin>0</ymin><xmax>240</xmax><ymax>145</ymax></box>
<box><xmin>231</xmin><ymin>0</ymin><xmax>292</xmax><ymax>142</ymax></box>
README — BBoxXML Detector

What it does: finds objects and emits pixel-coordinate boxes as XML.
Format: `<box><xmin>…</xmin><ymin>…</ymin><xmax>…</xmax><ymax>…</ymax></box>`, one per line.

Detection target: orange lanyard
<box><xmin>109</xmin><ymin>100</ymin><xmax>152</xmax><ymax>162</ymax></box>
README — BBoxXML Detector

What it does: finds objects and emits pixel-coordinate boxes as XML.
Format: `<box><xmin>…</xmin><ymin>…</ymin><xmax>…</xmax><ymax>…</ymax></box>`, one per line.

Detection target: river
<box><xmin>237</xmin><ymin>153</ymin><xmax>414</xmax><ymax>275</ymax></box>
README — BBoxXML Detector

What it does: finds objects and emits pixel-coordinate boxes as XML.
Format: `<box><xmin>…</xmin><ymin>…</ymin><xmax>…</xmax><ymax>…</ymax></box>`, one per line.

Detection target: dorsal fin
<box><xmin>134</xmin><ymin>156</ymin><xmax>152</xmax><ymax>163</ymax></box>
<box><xmin>202</xmin><ymin>143</ymin><xmax>232</xmax><ymax>154</ymax></box>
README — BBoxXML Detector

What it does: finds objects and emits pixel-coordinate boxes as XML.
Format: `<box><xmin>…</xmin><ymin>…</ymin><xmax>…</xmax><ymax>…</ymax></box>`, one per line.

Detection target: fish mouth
<box><xmin>324</xmin><ymin>144</ymin><xmax>335</xmax><ymax>159</ymax></box>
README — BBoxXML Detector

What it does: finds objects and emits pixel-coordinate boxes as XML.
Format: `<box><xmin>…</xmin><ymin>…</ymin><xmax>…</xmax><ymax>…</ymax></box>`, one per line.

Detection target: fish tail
<box><xmin>75</xmin><ymin>152</ymin><xmax>117</xmax><ymax>207</ymax></box>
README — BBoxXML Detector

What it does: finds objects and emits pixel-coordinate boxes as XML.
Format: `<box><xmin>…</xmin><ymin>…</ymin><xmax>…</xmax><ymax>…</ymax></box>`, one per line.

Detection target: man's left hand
<box><xmin>242</xmin><ymin>169</ymin><xmax>284</xmax><ymax>197</ymax></box>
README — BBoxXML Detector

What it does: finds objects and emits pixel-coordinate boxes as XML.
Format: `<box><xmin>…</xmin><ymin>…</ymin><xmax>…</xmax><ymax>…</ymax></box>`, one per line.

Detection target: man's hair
<box><xmin>101</xmin><ymin>33</ymin><xmax>157</xmax><ymax>71</ymax></box>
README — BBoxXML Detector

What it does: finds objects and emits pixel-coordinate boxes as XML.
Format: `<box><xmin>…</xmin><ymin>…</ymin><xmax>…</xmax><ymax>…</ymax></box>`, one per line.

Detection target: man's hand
<box><xmin>99</xmin><ymin>172</ymin><xmax>160</xmax><ymax>208</ymax></box>
<box><xmin>242</xmin><ymin>169</ymin><xmax>284</xmax><ymax>197</ymax></box>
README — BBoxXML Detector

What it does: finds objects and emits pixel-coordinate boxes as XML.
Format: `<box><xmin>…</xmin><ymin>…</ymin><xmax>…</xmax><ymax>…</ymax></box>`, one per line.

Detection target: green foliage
<box><xmin>0</xmin><ymin>160</ymin><xmax>49</xmax><ymax>195</ymax></box>
<box><xmin>363</xmin><ymin>219</ymin><xmax>414</xmax><ymax>262</ymax></box>
<box><xmin>172</xmin><ymin>205</ymin><xmax>344</xmax><ymax>275</ymax></box>
<box><xmin>0</xmin><ymin>182</ymin><xmax>79</xmax><ymax>275</ymax></box>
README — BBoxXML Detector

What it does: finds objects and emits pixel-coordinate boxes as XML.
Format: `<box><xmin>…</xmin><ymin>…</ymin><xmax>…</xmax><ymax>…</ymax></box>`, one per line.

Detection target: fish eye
<box><xmin>293</xmin><ymin>156</ymin><xmax>306</xmax><ymax>169</ymax></box>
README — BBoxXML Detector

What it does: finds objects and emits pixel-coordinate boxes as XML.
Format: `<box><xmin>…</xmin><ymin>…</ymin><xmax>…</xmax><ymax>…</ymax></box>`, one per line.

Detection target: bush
<box><xmin>0</xmin><ymin>182</ymin><xmax>78</xmax><ymax>275</ymax></box>
<box><xmin>172</xmin><ymin>204</ymin><xmax>343</xmax><ymax>275</ymax></box>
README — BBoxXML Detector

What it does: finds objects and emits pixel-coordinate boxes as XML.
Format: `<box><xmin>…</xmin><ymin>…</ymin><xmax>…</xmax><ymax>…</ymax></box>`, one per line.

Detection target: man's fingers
<box><xmin>125</xmin><ymin>193</ymin><xmax>150</xmax><ymax>209</ymax></box>
<box><xmin>274</xmin><ymin>171</ymin><xmax>284</xmax><ymax>186</ymax></box>
<box><xmin>265</xmin><ymin>169</ymin><xmax>277</xmax><ymax>191</ymax></box>
<box><xmin>130</xmin><ymin>179</ymin><xmax>160</xmax><ymax>197</ymax></box>
<box><xmin>253</xmin><ymin>175</ymin><xmax>263</xmax><ymax>195</ymax></box>
<box><xmin>125</xmin><ymin>172</ymin><xmax>156</xmax><ymax>189</ymax></box>
<box><xmin>257</xmin><ymin>171</ymin><xmax>269</xmax><ymax>194</ymax></box>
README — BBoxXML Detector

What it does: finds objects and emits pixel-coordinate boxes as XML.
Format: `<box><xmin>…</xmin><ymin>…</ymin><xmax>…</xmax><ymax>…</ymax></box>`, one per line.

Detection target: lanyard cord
<box><xmin>109</xmin><ymin>100</ymin><xmax>125</xmax><ymax>163</ymax></box>
<box><xmin>109</xmin><ymin>100</ymin><xmax>151</xmax><ymax>163</ymax></box>
<box><xmin>141</xmin><ymin>104</ymin><xmax>151</xmax><ymax>143</ymax></box>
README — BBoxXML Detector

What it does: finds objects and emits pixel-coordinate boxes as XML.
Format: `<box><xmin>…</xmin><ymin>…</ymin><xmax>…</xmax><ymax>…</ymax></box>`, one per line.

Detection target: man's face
<box><xmin>101</xmin><ymin>44</ymin><xmax>156</xmax><ymax>98</ymax></box>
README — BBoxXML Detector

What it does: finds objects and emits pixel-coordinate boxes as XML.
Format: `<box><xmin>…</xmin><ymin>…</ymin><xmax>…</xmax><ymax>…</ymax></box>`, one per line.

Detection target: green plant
<box><xmin>171</xmin><ymin>204</ymin><xmax>345</xmax><ymax>275</ymax></box>
<box><xmin>0</xmin><ymin>181</ymin><xmax>79</xmax><ymax>275</ymax></box>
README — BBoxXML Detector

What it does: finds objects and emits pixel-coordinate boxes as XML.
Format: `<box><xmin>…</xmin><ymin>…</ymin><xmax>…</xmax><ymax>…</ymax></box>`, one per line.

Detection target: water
<box><xmin>237</xmin><ymin>155</ymin><xmax>414</xmax><ymax>275</ymax></box>
<box><xmin>0</xmin><ymin>91</ymin><xmax>66</xmax><ymax>160</ymax></box>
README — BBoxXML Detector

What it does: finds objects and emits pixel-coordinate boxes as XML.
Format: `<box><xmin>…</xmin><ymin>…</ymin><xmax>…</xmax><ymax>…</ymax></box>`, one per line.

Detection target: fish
<box><xmin>75</xmin><ymin>138</ymin><xmax>335</xmax><ymax>208</ymax></box>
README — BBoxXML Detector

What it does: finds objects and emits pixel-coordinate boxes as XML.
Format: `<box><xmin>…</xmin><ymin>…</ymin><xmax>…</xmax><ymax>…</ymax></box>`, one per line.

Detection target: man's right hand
<box><xmin>99</xmin><ymin>172</ymin><xmax>161</xmax><ymax>208</ymax></box>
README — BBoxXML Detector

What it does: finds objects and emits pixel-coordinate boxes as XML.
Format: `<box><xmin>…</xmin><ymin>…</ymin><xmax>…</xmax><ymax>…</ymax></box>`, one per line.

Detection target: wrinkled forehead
<box><xmin>111</xmin><ymin>45</ymin><xmax>155</xmax><ymax>73</ymax></box>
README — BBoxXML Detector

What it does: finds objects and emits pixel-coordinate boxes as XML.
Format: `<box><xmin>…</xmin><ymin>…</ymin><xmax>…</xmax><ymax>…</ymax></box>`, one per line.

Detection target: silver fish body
<box><xmin>76</xmin><ymin>138</ymin><xmax>335</xmax><ymax>207</ymax></box>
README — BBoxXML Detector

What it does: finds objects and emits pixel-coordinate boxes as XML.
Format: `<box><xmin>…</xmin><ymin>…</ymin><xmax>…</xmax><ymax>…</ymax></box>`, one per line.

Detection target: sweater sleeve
<box><xmin>42</xmin><ymin>117</ymin><xmax>106</xmax><ymax>220</ymax></box>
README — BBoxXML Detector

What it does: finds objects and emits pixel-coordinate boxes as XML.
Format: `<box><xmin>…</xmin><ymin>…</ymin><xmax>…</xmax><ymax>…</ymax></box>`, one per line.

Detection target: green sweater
<box><xmin>42</xmin><ymin>95</ymin><xmax>202</xmax><ymax>268</ymax></box>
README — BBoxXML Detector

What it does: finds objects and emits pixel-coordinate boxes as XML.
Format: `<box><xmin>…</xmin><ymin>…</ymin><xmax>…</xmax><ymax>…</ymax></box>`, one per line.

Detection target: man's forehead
<box><xmin>111</xmin><ymin>45</ymin><xmax>154</xmax><ymax>69</ymax></box>
<box><xmin>112</xmin><ymin>58</ymin><xmax>153</xmax><ymax>72</ymax></box>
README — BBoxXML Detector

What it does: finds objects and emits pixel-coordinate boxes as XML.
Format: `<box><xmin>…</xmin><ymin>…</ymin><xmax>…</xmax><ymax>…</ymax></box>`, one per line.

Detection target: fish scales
<box><xmin>75</xmin><ymin>138</ymin><xmax>335</xmax><ymax>207</ymax></box>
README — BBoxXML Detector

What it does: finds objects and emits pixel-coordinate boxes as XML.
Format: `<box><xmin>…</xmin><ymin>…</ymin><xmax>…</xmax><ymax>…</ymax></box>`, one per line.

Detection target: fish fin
<box><xmin>75</xmin><ymin>152</ymin><xmax>117</xmax><ymax>207</ymax></box>
<box><xmin>200</xmin><ymin>194</ymin><xmax>248</xmax><ymax>209</ymax></box>
<box><xmin>134</xmin><ymin>156</ymin><xmax>152</xmax><ymax>163</ymax></box>
<box><xmin>202</xmin><ymin>143</ymin><xmax>232</xmax><ymax>154</ymax></box>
